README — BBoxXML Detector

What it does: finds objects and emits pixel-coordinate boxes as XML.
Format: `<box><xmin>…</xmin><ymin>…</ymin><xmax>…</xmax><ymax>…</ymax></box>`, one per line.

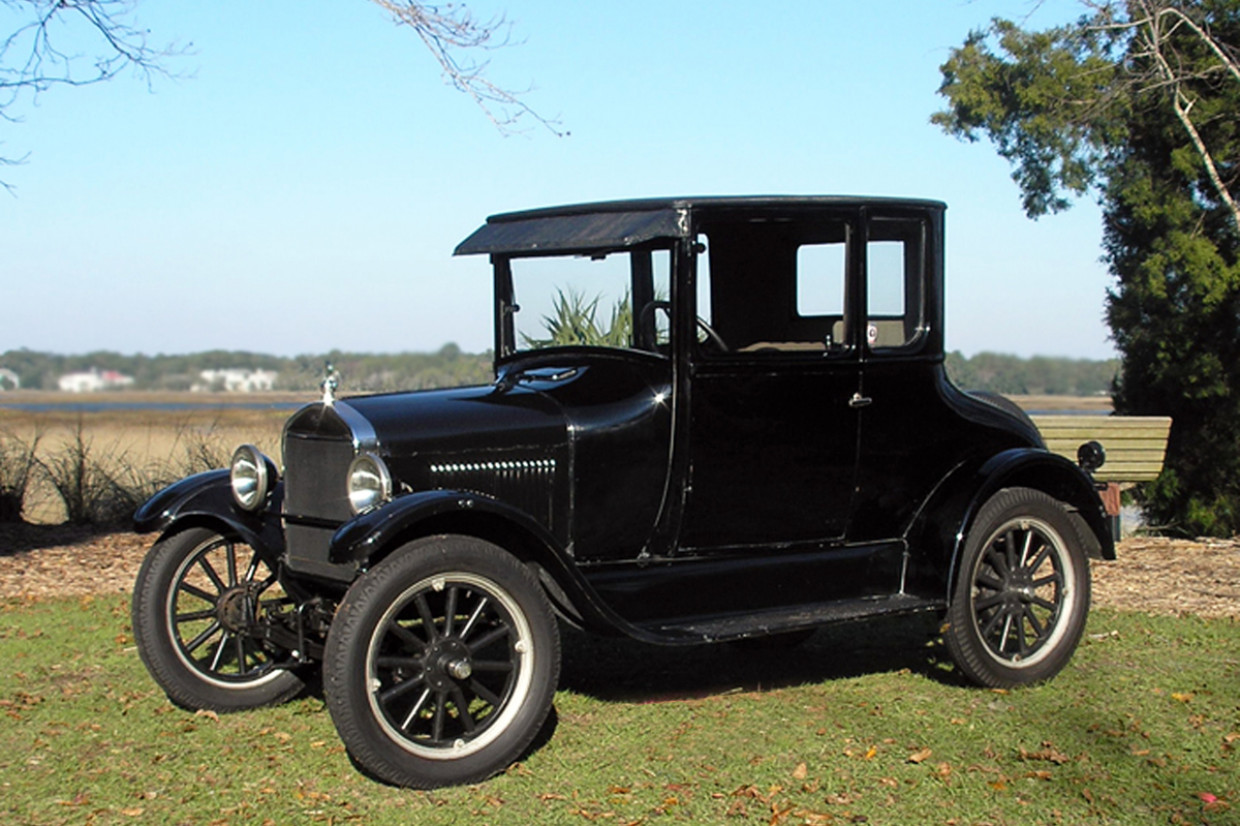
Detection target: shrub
<box><xmin>0</xmin><ymin>427</ymin><xmax>42</xmax><ymax>523</ymax></box>
<box><xmin>36</xmin><ymin>420</ymin><xmax>156</xmax><ymax>526</ymax></box>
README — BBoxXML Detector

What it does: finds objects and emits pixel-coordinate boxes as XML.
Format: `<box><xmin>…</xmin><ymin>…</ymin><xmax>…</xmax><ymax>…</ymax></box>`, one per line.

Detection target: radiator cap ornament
<box><xmin>321</xmin><ymin>361</ymin><xmax>341</xmax><ymax>406</ymax></box>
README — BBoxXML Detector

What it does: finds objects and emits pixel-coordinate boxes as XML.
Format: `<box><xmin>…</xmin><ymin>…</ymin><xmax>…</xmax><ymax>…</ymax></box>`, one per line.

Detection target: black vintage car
<box><xmin>132</xmin><ymin>196</ymin><xmax>1113</xmax><ymax>789</ymax></box>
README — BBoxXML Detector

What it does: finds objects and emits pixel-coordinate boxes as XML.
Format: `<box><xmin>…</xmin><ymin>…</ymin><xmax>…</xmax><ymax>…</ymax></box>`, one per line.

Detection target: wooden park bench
<box><xmin>1031</xmin><ymin>414</ymin><xmax>1173</xmax><ymax>536</ymax></box>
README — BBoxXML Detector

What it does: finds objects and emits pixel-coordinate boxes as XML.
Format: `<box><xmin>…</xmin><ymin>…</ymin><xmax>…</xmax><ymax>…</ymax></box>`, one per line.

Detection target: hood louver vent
<box><xmin>430</xmin><ymin>457</ymin><xmax>558</xmax><ymax>527</ymax></box>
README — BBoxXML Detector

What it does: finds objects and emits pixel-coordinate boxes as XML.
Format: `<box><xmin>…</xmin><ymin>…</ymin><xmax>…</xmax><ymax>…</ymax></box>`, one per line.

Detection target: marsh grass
<box><xmin>1</xmin><ymin>599</ymin><xmax>1235</xmax><ymax>825</ymax></box>
<box><xmin>0</xmin><ymin>407</ymin><xmax>286</xmax><ymax>525</ymax></box>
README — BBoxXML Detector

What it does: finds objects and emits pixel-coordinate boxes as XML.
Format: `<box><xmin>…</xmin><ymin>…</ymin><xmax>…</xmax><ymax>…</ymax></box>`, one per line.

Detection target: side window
<box><xmin>796</xmin><ymin>242</ymin><xmax>847</xmax><ymax>348</ymax></box>
<box><xmin>866</xmin><ymin>218</ymin><xmax>925</xmax><ymax>351</ymax></box>
<box><xmin>696</xmin><ymin>218</ymin><xmax>854</xmax><ymax>357</ymax></box>
<box><xmin>796</xmin><ymin>243</ymin><xmax>846</xmax><ymax>316</ymax></box>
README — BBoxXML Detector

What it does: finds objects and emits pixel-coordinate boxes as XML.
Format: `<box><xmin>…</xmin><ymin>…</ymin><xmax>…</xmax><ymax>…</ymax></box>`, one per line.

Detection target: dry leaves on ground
<box><xmin>0</xmin><ymin>526</ymin><xmax>1237</xmax><ymax>619</ymax></box>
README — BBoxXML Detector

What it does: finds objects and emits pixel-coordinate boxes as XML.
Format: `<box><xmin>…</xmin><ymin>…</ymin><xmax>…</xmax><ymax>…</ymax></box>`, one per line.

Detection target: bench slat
<box><xmin>1030</xmin><ymin>414</ymin><xmax>1171</xmax><ymax>483</ymax></box>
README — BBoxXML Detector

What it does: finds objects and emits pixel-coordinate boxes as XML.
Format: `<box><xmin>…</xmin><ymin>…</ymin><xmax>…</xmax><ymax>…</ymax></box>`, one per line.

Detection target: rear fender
<box><xmin>904</xmin><ymin>448</ymin><xmax>1113</xmax><ymax>603</ymax></box>
<box><xmin>133</xmin><ymin>469</ymin><xmax>286</xmax><ymax>562</ymax></box>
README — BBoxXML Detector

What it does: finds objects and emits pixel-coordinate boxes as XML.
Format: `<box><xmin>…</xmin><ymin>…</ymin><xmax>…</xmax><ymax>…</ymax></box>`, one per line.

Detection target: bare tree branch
<box><xmin>0</xmin><ymin>1</ymin><xmax>181</xmax><ymax>105</ymax></box>
<box><xmin>2</xmin><ymin>2</ymin><xmax>564</xmax><ymax>191</ymax></box>
<box><xmin>366</xmin><ymin>0</ymin><xmax>564</xmax><ymax>137</ymax></box>
<box><xmin>0</xmin><ymin>0</ymin><xmax>186</xmax><ymax>190</ymax></box>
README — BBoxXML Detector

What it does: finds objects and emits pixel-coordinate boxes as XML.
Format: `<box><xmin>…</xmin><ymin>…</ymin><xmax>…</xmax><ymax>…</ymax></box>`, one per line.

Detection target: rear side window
<box><xmin>865</xmin><ymin>218</ymin><xmax>925</xmax><ymax>351</ymax></box>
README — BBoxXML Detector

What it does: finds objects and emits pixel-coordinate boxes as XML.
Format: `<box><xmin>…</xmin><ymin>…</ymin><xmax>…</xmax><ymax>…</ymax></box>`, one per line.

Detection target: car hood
<box><xmin>320</xmin><ymin>383</ymin><xmax>570</xmax><ymax>459</ymax></box>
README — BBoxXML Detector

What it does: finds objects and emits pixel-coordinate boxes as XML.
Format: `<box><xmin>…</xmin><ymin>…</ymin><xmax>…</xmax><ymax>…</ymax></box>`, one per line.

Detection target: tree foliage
<box><xmin>945</xmin><ymin>351</ymin><xmax>1119</xmax><ymax>396</ymax></box>
<box><xmin>936</xmin><ymin>1</ymin><xmax>1240</xmax><ymax>536</ymax></box>
<box><xmin>0</xmin><ymin>345</ymin><xmax>492</xmax><ymax>394</ymax></box>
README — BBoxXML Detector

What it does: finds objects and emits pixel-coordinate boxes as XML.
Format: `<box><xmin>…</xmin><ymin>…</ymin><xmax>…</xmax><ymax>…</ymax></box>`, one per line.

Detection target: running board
<box><xmin>635</xmin><ymin>594</ymin><xmax>944</xmax><ymax>645</ymax></box>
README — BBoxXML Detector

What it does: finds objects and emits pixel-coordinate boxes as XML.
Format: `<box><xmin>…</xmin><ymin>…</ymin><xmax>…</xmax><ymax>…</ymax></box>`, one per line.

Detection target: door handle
<box><xmin>849</xmin><ymin>392</ymin><xmax>873</xmax><ymax>409</ymax></box>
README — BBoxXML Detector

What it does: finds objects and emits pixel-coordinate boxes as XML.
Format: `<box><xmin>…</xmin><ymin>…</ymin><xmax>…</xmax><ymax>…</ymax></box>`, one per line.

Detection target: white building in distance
<box><xmin>58</xmin><ymin>369</ymin><xmax>136</xmax><ymax>392</ymax></box>
<box><xmin>194</xmin><ymin>368</ymin><xmax>278</xmax><ymax>393</ymax></box>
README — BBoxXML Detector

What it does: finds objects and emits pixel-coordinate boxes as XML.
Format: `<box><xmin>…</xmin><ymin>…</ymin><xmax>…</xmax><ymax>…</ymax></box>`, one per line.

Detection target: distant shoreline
<box><xmin>0</xmin><ymin>389</ymin><xmax>1114</xmax><ymax>414</ymax></box>
<box><xmin>0</xmin><ymin>390</ymin><xmax>311</xmax><ymax>406</ymax></box>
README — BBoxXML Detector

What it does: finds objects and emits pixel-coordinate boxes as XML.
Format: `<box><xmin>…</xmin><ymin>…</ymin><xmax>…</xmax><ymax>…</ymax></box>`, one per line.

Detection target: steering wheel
<box><xmin>637</xmin><ymin>300</ymin><xmax>729</xmax><ymax>352</ymax></box>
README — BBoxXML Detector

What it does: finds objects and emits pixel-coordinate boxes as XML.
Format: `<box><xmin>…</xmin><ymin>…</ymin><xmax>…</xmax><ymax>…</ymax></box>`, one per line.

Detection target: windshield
<box><xmin>506</xmin><ymin>249</ymin><xmax>672</xmax><ymax>356</ymax></box>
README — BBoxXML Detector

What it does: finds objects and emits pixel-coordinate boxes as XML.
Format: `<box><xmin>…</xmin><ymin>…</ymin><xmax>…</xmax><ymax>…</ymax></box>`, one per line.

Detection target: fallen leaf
<box><xmin>907</xmin><ymin>748</ymin><xmax>932</xmax><ymax>764</ymax></box>
<box><xmin>194</xmin><ymin>709</ymin><xmax>219</xmax><ymax>723</ymax></box>
<box><xmin>1199</xmin><ymin>793</ymin><xmax>1218</xmax><ymax>804</ymax></box>
<box><xmin>792</xmin><ymin>762</ymin><xmax>808</xmax><ymax>780</ymax></box>
<box><xmin>1171</xmin><ymin>692</ymin><xmax>1195</xmax><ymax>703</ymax></box>
<box><xmin>769</xmin><ymin>801</ymin><xmax>794</xmax><ymax>824</ymax></box>
<box><xmin>1018</xmin><ymin>743</ymin><xmax>1071</xmax><ymax>765</ymax></box>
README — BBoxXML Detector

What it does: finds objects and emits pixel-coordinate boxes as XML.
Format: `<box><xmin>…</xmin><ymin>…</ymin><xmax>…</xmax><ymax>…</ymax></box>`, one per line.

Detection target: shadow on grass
<box><xmin>558</xmin><ymin>612</ymin><xmax>962</xmax><ymax>703</ymax></box>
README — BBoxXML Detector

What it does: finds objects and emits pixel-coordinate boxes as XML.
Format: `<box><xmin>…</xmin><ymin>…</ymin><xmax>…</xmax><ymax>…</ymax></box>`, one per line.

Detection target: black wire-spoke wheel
<box><xmin>324</xmin><ymin>535</ymin><xmax>560</xmax><ymax>789</ymax></box>
<box><xmin>132</xmin><ymin>527</ymin><xmax>305</xmax><ymax>711</ymax></box>
<box><xmin>944</xmin><ymin>487</ymin><xmax>1091</xmax><ymax>688</ymax></box>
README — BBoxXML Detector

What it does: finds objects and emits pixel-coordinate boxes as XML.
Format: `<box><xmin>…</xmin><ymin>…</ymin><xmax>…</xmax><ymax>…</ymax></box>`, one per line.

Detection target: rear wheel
<box><xmin>323</xmin><ymin>535</ymin><xmax>560</xmax><ymax>788</ymax></box>
<box><xmin>132</xmin><ymin>527</ymin><xmax>304</xmax><ymax>711</ymax></box>
<box><xmin>944</xmin><ymin>487</ymin><xmax>1091</xmax><ymax>688</ymax></box>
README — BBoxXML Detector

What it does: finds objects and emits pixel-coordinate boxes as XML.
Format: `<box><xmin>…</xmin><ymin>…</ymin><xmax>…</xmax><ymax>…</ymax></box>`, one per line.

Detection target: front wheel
<box><xmin>943</xmin><ymin>487</ymin><xmax>1091</xmax><ymax>688</ymax></box>
<box><xmin>323</xmin><ymin>535</ymin><xmax>560</xmax><ymax>789</ymax></box>
<box><xmin>131</xmin><ymin>527</ymin><xmax>305</xmax><ymax>711</ymax></box>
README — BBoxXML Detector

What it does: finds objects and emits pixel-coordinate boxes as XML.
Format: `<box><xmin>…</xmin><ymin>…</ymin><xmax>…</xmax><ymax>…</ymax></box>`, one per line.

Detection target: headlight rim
<box><xmin>347</xmin><ymin>451</ymin><xmax>393</xmax><ymax>515</ymax></box>
<box><xmin>230</xmin><ymin>443</ymin><xmax>274</xmax><ymax>512</ymax></box>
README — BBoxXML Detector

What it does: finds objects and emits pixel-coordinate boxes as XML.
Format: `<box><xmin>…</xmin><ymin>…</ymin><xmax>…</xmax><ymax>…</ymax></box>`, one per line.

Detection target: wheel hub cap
<box><xmin>216</xmin><ymin>586</ymin><xmax>255</xmax><ymax>633</ymax></box>
<box><xmin>424</xmin><ymin>639</ymin><xmax>473</xmax><ymax>690</ymax></box>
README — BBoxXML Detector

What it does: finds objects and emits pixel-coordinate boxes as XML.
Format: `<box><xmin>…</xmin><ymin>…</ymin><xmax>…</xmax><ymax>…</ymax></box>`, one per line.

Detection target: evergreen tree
<box><xmin>935</xmin><ymin>1</ymin><xmax>1240</xmax><ymax>535</ymax></box>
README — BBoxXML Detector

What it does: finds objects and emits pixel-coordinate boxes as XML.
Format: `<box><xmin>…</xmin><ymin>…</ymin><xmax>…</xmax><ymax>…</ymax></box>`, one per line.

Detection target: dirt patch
<box><xmin>1091</xmin><ymin>536</ymin><xmax>1240</xmax><ymax>619</ymax></box>
<box><xmin>0</xmin><ymin>525</ymin><xmax>151</xmax><ymax>601</ymax></box>
<box><xmin>0</xmin><ymin>525</ymin><xmax>1237</xmax><ymax>619</ymax></box>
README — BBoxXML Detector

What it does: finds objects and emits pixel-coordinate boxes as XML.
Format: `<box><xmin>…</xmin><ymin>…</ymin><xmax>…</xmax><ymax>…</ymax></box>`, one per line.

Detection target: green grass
<box><xmin>1</xmin><ymin>596</ymin><xmax>1236</xmax><ymax>825</ymax></box>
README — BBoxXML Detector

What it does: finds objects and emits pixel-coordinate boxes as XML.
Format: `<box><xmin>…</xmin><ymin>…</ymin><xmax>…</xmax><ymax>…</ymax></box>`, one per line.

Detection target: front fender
<box><xmin>328</xmin><ymin>489</ymin><xmax>700</xmax><ymax>641</ymax></box>
<box><xmin>329</xmin><ymin>489</ymin><xmax>564</xmax><ymax>568</ymax></box>
<box><xmin>905</xmin><ymin>448</ymin><xmax>1113</xmax><ymax>602</ymax></box>
<box><xmin>133</xmin><ymin>469</ymin><xmax>285</xmax><ymax>560</ymax></box>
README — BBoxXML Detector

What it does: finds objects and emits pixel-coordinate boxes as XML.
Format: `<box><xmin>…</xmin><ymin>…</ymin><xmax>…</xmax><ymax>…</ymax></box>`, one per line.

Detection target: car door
<box><xmin>676</xmin><ymin>213</ymin><xmax>863</xmax><ymax>553</ymax></box>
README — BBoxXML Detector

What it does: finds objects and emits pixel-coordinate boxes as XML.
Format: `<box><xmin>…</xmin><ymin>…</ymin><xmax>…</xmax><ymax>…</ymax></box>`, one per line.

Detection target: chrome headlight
<box><xmin>347</xmin><ymin>452</ymin><xmax>392</xmax><ymax>514</ymax></box>
<box><xmin>230</xmin><ymin>444</ymin><xmax>275</xmax><ymax>511</ymax></box>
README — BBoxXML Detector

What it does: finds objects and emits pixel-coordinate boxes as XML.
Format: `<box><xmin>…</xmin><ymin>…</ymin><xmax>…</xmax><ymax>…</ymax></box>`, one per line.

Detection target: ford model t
<box><xmin>132</xmin><ymin>196</ymin><xmax>1113</xmax><ymax>788</ymax></box>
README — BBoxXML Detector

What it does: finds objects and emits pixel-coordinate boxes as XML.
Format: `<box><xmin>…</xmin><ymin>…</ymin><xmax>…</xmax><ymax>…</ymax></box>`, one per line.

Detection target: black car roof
<box><xmin>454</xmin><ymin>196</ymin><xmax>946</xmax><ymax>256</ymax></box>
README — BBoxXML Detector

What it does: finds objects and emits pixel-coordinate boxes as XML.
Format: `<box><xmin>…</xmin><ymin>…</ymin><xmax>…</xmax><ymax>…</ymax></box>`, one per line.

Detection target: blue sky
<box><xmin>1</xmin><ymin>0</ymin><xmax>1117</xmax><ymax>360</ymax></box>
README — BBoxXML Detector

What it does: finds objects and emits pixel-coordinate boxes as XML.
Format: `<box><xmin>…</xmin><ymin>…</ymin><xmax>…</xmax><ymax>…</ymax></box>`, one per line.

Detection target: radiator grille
<box><xmin>283</xmin><ymin>435</ymin><xmax>354</xmax><ymax>522</ymax></box>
